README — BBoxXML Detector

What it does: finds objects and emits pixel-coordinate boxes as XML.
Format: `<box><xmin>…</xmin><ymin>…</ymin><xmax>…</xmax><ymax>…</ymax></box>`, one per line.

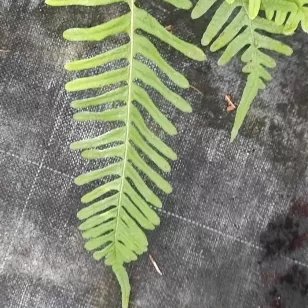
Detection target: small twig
<box><xmin>224</xmin><ymin>94</ymin><xmax>236</xmax><ymax>112</ymax></box>
<box><xmin>149</xmin><ymin>254</ymin><xmax>162</xmax><ymax>276</ymax></box>
<box><xmin>0</xmin><ymin>49</ymin><xmax>10</xmax><ymax>53</ymax></box>
<box><xmin>190</xmin><ymin>85</ymin><xmax>203</xmax><ymax>96</ymax></box>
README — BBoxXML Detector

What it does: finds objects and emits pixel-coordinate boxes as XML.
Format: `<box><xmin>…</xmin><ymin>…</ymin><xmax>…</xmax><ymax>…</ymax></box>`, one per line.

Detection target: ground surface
<box><xmin>1</xmin><ymin>1</ymin><xmax>308</xmax><ymax>307</ymax></box>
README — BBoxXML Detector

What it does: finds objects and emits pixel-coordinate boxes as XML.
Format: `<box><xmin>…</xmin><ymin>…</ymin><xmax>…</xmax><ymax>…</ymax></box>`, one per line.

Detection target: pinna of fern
<box><xmin>225</xmin><ymin>0</ymin><xmax>262</xmax><ymax>19</ymax></box>
<box><xmin>45</xmin><ymin>0</ymin><xmax>205</xmax><ymax>307</ymax></box>
<box><xmin>193</xmin><ymin>0</ymin><xmax>293</xmax><ymax>141</ymax></box>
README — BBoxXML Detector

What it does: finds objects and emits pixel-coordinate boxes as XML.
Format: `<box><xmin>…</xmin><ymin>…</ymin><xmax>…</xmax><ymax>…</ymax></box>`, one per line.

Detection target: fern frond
<box><xmin>262</xmin><ymin>0</ymin><xmax>308</xmax><ymax>34</ymax></box>
<box><xmin>45</xmin><ymin>0</ymin><xmax>205</xmax><ymax>307</ymax></box>
<box><xmin>192</xmin><ymin>0</ymin><xmax>293</xmax><ymax>141</ymax></box>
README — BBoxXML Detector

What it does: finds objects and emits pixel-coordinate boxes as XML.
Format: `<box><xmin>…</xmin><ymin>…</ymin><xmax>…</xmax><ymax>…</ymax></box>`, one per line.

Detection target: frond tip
<box><xmin>45</xmin><ymin>0</ymin><xmax>205</xmax><ymax>307</ymax></box>
<box><xmin>193</xmin><ymin>0</ymin><xmax>293</xmax><ymax>141</ymax></box>
<box><xmin>113</xmin><ymin>265</ymin><xmax>130</xmax><ymax>308</ymax></box>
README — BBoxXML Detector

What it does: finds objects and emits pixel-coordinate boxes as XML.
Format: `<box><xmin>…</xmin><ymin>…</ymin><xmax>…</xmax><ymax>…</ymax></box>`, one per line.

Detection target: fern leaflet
<box><xmin>45</xmin><ymin>0</ymin><xmax>205</xmax><ymax>307</ymax></box>
<box><xmin>262</xmin><ymin>0</ymin><xmax>308</xmax><ymax>34</ymax></box>
<box><xmin>224</xmin><ymin>0</ymin><xmax>261</xmax><ymax>19</ymax></box>
<box><xmin>192</xmin><ymin>0</ymin><xmax>293</xmax><ymax>141</ymax></box>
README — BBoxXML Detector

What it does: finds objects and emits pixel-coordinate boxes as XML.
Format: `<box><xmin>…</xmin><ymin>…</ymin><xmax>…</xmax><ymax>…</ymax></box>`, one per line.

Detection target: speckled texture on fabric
<box><xmin>1</xmin><ymin>1</ymin><xmax>308</xmax><ymax>307</ymax></box>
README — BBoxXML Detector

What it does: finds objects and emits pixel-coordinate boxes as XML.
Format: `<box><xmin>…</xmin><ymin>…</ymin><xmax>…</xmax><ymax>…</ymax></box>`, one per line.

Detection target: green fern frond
<box><xmin>192</xmin><ymin>0</ymin><xmax>293</xmax><ymax>141</ymax></box>
<box><xmin>45</xmin><ymin>0</ymin><xmax>205</xmax><ymax>307</ymax></box>
<box><xmin>262</xmin><ymin>0</ymin><xmax>308</xmax><ymax>34</ymax></box>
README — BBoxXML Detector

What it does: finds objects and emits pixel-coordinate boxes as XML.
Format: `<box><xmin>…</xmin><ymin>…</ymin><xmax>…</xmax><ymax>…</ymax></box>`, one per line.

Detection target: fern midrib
<box><xmin>114</xmin><ymin>0</ymin><xmax>135</xmax><ymax>261</ymax></box>
<box><xmin>242</xmin><ymin>1</ymin><xmax>258</xmax><ymax>72</ymax></box>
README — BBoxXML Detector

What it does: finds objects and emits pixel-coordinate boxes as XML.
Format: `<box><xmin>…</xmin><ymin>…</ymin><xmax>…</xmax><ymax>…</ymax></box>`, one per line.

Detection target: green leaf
<box><xmin>249</xmin><ymin>0</ymin><xmax>261</xmax><ymax>19</ymax></box>
<box><xmin>45</xmin><ymin>0</ymin><xmax>205</xmax><ymax>307</ymax></box>
<box><xmin>193</xmin><ymin>0</ymin><xmax>293</xmax><ymax>141</ymax></box>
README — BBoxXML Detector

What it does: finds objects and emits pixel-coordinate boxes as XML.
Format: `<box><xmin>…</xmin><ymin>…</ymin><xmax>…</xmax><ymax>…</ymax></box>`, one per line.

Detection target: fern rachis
<box><xmin>45</xmin><ymin>0</ymin><xmax>205</xmax><ymax>307</ymax></box>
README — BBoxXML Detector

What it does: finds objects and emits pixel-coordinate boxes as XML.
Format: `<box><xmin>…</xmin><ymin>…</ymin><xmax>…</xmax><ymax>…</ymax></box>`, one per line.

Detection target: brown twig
<box><xmin>190</xmin><ymin>85</ymin><xmax>203</xmax><ymax>96</ymax></box>
<box><xmin>224</xmin><ymin>94</ymin><xmax>236</xmax><ymax>112</ymax></box>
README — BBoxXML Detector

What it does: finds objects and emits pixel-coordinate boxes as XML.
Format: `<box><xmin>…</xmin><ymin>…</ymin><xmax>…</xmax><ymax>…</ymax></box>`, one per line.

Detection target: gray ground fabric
<box><xmin>1</xmin><ymin>1</ymin><xmax>308</xmax><ymax>308</ymax></box>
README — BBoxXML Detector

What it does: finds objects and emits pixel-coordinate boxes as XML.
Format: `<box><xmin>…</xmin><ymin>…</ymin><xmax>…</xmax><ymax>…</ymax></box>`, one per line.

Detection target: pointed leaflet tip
<box><xmin>70</xmin><ymin>141</ymin><xmax>80</xmax><ymax>151</ymax></box>
<box><xmin>64</xmin><ymin>62</ymin><xmax>73</xmax><ymax>71</ymax></box>
<box><xmin>201</xmin><ymin>36</ymin><xmax>211</xmax><ymax>47</ymax></box>
<box><xmin>45</xmin><ymin>0</ymin><xmax>58</xmax><ymax>6</ymax></box>
<box><xmin>230</xmin><ymin>128</ymin><xmax>238</xmax><ymax>143</ymax></box>
<box><xmin>196</xmin><ymin>50</ymin><xmax>207</xmax><ymax>62</ymax></box>
<box><xmin>112</xmin><ymin>264</ymin><xmax>131</xmax><ymax>308</ymax></box>
<box><xmin>65</xmin><ymin>81</ymin><xmax>74</xmax><ymax>92</ymax></box>
<box><xmin>184</xmin><ymin>103</ymin><xmax>193</xmax><ymax>113</ymax></box>
<box><xmin>74</xmin><ymin>176</ymin><xmax>83</xmax><ymax>186</ymax></box>
<box><xmin>191</xmin><ymin>8</ymin><xmax>200</xmax><ymax>20</ymax></box>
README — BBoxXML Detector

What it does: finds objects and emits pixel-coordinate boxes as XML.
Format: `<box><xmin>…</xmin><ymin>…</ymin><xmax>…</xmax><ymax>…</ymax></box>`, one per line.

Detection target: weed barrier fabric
<box><xmin>1</xmin><ymin>1</ymin><xmax>308</xmax><ymax>307</ymax></box>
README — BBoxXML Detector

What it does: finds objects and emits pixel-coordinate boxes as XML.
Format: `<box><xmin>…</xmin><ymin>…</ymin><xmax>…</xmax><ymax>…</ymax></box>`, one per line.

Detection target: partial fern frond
<box><xmin>45</xmin><ymin>0</ymin><xmax>205</xmax><ymax>307</ymax></box>
<box><xmin>262</xmin><ymin>0</ymin><xmax>308</xmax><ymax>34</ymax></box>
<box><xmin>192</xmin><ymin>0</ymin><xmax>293</xmax><ymax>141</ymax></box>
<box><xmin>224</xmin><ymin>0</ymin><xmax>261</xmax><ymax>19</ymax></box>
